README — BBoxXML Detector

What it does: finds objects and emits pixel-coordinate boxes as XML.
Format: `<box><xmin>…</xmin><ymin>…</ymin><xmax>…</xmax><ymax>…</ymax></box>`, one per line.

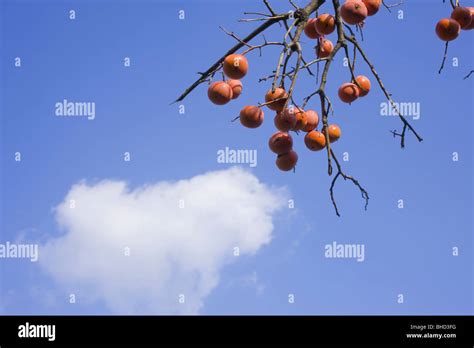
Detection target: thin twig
<box><xmin>329</xmin><ymin>150</ymin><xmax>369</xmax><ymax>217</ymax></box>
<box><xmin>438</xmin><ymin>41</ymin><xmax>449</xmax><ymax>74</ymax></box>
<box><xmin>382</xmin><ymin>0</ymin><xmax>404</xmax><ymax>12</ymax></box>
<box><xmin>173</xmin><ymin>11</ymin><xmax>293</xmax><ymax>103</ymax></box>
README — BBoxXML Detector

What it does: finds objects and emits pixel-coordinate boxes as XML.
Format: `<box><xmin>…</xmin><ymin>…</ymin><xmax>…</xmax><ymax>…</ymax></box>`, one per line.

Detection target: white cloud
<box><xmin>39</xmin><ymin>167</ymin><xmax>287</xmax><ymax>314</ymax></box>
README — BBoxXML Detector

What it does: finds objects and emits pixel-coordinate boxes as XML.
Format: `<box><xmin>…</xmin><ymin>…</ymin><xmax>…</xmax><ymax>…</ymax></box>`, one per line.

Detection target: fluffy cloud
<box><xmin>39</xmin><ymin>167</ymin><xmax>287</xmax><ymax>314</ymax></box>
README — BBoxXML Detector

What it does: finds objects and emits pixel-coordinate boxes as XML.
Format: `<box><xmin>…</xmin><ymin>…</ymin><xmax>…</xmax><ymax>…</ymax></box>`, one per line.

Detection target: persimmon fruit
<box><xmin>208</xmin><ymin>81</ymin><xmax>233</xmax><ymax>105</ymax></box>
<box><xmin>291</xmin><ymin>108</ymin><xmax>308</xmax><ymax>131</ymax></box>
<box><xmin>340</xmin><ymin>0</ymin><xmax>368</xmax><ymax>25</ymax></box>
<box><xmin>355</xmin><ymin>75</ymin><xmax>371</xmax><ymax>97</ymax></box>
<box><xmin>276</xmin><ymin>150</ymin><xmax>298</xmax><ymax>171</ymax></box>
<box><xmin>269</xmin><ymin>132</ymin><xmax>293</xmax><ymax>155</ymax></box>
<box><xmin>274</xmin><ymin>109</ymin><xmax>297</xmax><ymax>132</ymax></box>
<box><xmin>435</xmin><ymin>18</ymin><xmax>461</xmax><ymax>41</ymax></box>
<box><xmin>302</xmin><ymin>110</ymin><xmax>319</xmax><ymax>132</ymax></box>
<box><xmin>223</xmin><ymin>54</ymin><xmax>249</xmax><ymax>79</ymax></box>
<box><xmin>362</xmin><ymin>0</ymin><xmax>381</xmax><ymax>16</ymax></box>
<box><xmin>304</xmin><ymin>18</ymin><xmax>320</xmax><ymax>39</ymax></box>
<box><xmin>265</xmin><ymin>88</ymin><xmax>289</xmax><ymax>111</ymax></box>
<box><xmin>451</xmin><ymin>7</ymin><xmax>472</xmax><ymax>29</ymax></box>
<box><xmin>338</xmin><ymin>82</ymin><xmax>360</xmax><ymax>103</ymax></box>
<box><xmin>227</xmin><ymin>79</ymin><xmax>243</xmax><ymax>99</ymax></box>
<box><xmin>304</xmin><ymin>131</ymin><xmax>326</xmax><ymax>151</ymax></box>
<box><xmin>317</xmin><ymin>38</ymin><xmax>334</xmax><ymax>58</ymax></box>
<box><xmin>324</xmin><ymin>124</ymin><xmax>341</xmax><ymax>143</ymax></box>
<box><xmin>315</xmin><ymin>14</ymin><xmax>336</xmax><ymax>35</ymax></box>
<box><xmin>239</xmin><ymin>105</ymin><xmax>264</xmax><ymax>128</ymax></box>
<box><xmin>466</xmin><ymin>7</ymin><xmax>474</xmax><ymax>30</ymax></box>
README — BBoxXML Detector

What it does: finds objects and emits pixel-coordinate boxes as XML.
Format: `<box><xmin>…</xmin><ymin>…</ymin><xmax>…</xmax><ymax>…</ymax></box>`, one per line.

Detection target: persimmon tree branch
<box><xmin>173</xmin><ymin>11</ymin><xmax>291</xmax><ymax>103</ymax></box>
<box><xmin>330</xmin><ymin>149</ymin><xmax>369</xmax><ymax>216</ymax></box>
<box><xmin>174</xmin><ymin>0</ymin><xmax>325</xmax><ymax>104</ymax></box>
<box><xmin>219</xmin><ymin>26</ymin><xmax>285</xmax><ymax>56</ymax></box>
<box><xmin>438</xmin><ymin>41</ymin><xmax>449</xmax><ymax>74</ymax></box>
<box><xmin>315</xmin><ymin>0</ymin><xmax>368</xmax><ymax>215</ymax></box>
<box><xmin>382</xmin><ymin>0</ymin><xmax>404</xmax><ymax>12</ymax></box>
<box><xmin>259</xmin><ymin>57</ymin><xmax>329</xmax><ymax>83</ymax></box>
<box><xmin>175</xmin><ymin>0</ymin><xmax>423</xmax><ymax>216</ymax></box>
<box><xmin>438</xmin><ymin>0</ymin><xmax>468</xmax><ymax>75</ymax></box>
<box><xmin>344</xmin><ymin>34</ymin><xmax>423</xmax><ymax>148</ymax></box>
<box><xmin>464</xmin><ymin>70</ymin><xmax>474</xmax><ymax>79</ymax></box>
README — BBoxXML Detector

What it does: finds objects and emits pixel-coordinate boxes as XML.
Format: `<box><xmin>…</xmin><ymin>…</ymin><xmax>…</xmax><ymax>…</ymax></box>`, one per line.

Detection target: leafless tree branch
<box><xmin>463</xmin><ymin>70</ymin><xmax>474</xmax><ymax>80</ymax></box>
<box><xmin>175</xmin><ymin>0</ymin><xmax>423</xmax><ymax>216</ymax></box>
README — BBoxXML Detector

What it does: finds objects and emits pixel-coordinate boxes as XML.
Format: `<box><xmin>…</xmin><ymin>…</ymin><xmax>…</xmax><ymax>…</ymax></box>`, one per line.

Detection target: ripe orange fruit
<box><xmin>435</xmin><ymin>18</ymin><xmax>461</xmax><ymax>41</ymax></box>
<box><xmin>315</xmin><ymin>14</ymin><xmax>336</xmax><ymax>35</ymax></box>
<box><xmin>269</xmin><ymin>132</ymin><xmax>293</xmax><ymax>154</ymax></box>
<box><xmin>304</xmin><ymin>18</ymin><xmax>321</xmax><ymax>39</ymax></box>
<box><xmin>465</xmin><ymin>7</ymin><xmax>474</xmax><ymax>30</ymax></box>
<box><xmin>265</xmin><ymin>88</ymin><xmax>289</xmax><ymax>111</ymax></box>
<box><xmin>223</xmin><ymin>54</ymin><xmax>249</xmax><ymax>79</ymax></box>
<box><xmin>362</xmin><ymin>0</ymin><xmax>381</xmax><ymax>16</ymax></box>
<box><xmin>208</xmin><ymin>81</ymin><xmax>233</xmax><ymax>105</ymax></box>
<box><xmin>276</xmin><ymin>151</ymin><xmax>298</xmax><ymax>171</ymax></box>
<box><xmin>302</xmin><ymin>110</ymin><xmax>319</xmax><ymax>132</ymax></box>
<box><xmin>304</xmin><ymin>131</ymin><xmax>326</xmax><ymax>151</ymax></box>
<box><xmin>355</xmin><ymin>75</ymin><xmax>371</xmax><ymax>97</ymax></box>
<box><xmin>239</xmin><ymin>106</ymin><xmax>264</xmax><ymax>128</ymax></box>
<box><xmin>451</xmin><ymin>7</ymin><xmax>472</xmax><ymax>29</ymax></box>
<box><xmin>317</xmin><ymin>38</ymin><xmax>334</xmax><ymax>58</ymax></box>
<box><xmin>291</xmin><ymin>107</ymin><xmax>308</xmax><ymax>131</ymax></box>
<box><xmin>274</xmin><ymin>109</ymin><xmax>297</xmax><ymax>132</ymax></box>
<box><xmin>340</xmin><ymin>0</ymin><xmax>368</xmax><ymax>25</ymax></box>
<box><xmin>324</xmin><ymin>124</ymin><xmax>341</xmax><ymax>143</ymax></box>
<box><xmin>227</xmin><ymin>79</ymin><xmax>243</xmax><ymax>99</ymax></box>
<box><xmin>338</xmin><ymin>82</ymin><xmax>360</xmax><ymax>103</ymax></box>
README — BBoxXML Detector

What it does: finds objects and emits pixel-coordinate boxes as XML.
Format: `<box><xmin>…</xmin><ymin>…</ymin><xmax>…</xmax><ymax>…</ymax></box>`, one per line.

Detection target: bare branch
<box><xmin>243</xmin><ymin>11</ymin><xmax>272</xmax><ymax>17</ymax></box>
<box><xmin>173</xmin><ymin>11</ymin><xmax>293</xmax><ymax>104</ymax></box>
<box><xmin>345</xmin><ymin>34</ymin><xmax>423</xmax><ymax>148</ymax></box>
<box><xmin>382</xmin><ymin>0</ymin><xmax>404</xmax><ymax>12</ymax></box>
<box><xmin>219</xmin><ymin>26</ymin><xmax>285</xmax><ymax>56</ymax></box>
<box><xmin>329</xmin><ymin>149</ymin><xmax>369</xmax><ymax>217</ymax></box>
<box><xmin>463</xmin><ymin>70</ymin><xmax>473</xmax><ymax>80</ymax></box>
<box><xmin>438</xmin><ymin>41</ymin><xmax>449</xmax><ymax>74</ymax></box>
<box><xmin>239</xmin><ymin>14</ymin><xmax>288</xmax><ymax>22</ymax></box>
<box><xmin>263</xmin><ymin>0</ymin><xmax>278</xmax><ymax>16</ymax></box>
<box><xmin>289</xmin><ymin>0</ymin><xmax>299</xmax><ymax>10</ymax></box>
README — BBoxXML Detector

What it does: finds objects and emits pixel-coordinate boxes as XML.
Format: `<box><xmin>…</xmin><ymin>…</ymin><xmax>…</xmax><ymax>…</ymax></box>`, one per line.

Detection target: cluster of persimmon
<box><xmin>207</xmin><ymin>53</ymin><xmax>341</xmax><ymax>172</ymax></box>
<box><xmin>304</xmin><ymin>0</ymin><xmax>382</xmax><ymax>59</ymax></box>
<box><xmin>239</xmin><ymin>87</ymin><xmax>343</xmax><ymax>172</ymax></box>
<box><xmin>206</xmin><ymin>0</ymin><xmax>386</xmax><ymax>172</ymax></box>
<box><xmin>265</xmin><ymin>89</ymin><xmax>341</xmax><ymax>172</ymax></box>
<box><xmin>207</xmin><ymin>54</ymin><xmax>248</xmax><ymax>105</ymax></box>
<box><xmin>304</xmin><ymin>0</ymin><xmax>375</xmax><ymax>103</ymax></box>
<box><xmin>435</xmin><ymin>5</ymin><xmax>474</xmax><ymax>42</ymax></box>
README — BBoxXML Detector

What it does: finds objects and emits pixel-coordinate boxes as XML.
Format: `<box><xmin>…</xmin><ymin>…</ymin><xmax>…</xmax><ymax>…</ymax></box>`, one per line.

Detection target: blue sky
<box><xmin>1</xmin><ymin>0</ymin><xmax>473</xmax><ymax>315</ymax></box>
